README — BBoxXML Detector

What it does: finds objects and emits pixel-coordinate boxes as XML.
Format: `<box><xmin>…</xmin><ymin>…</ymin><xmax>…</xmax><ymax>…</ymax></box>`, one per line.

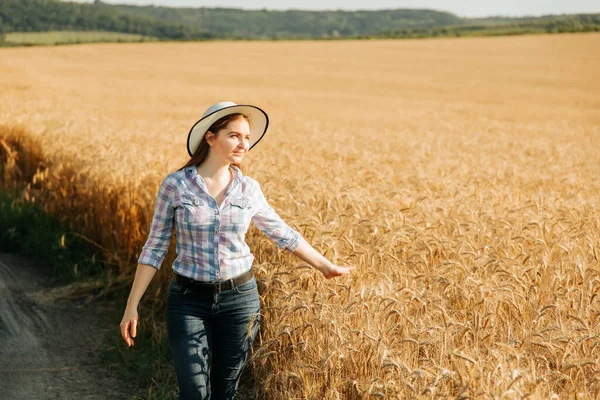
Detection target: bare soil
<box><xmin>0</xmin><ymin>253</ymin><xmax>126</xmax><ymax>400</ymax></box>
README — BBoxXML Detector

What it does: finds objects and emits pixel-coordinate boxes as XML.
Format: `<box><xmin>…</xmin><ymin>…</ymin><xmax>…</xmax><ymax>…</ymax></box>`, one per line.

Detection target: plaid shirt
<box><xmin>137</xmin><ymin>165</ymin><xmax>302</xmax><ymax>281</ymax></box>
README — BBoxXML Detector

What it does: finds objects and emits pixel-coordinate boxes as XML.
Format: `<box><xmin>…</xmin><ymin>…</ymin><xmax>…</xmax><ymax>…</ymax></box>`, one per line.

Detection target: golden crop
<box><xmin>1</xmin><ymin>32</ymin><xmax>599</xmax><ymax>398</ymax></box>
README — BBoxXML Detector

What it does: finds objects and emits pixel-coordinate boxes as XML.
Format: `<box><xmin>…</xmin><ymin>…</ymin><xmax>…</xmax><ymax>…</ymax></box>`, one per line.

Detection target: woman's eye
<box><xmin>232</xmin><ymin>134</ymin><xmax>250</xmax><ymax>141</ymax></box>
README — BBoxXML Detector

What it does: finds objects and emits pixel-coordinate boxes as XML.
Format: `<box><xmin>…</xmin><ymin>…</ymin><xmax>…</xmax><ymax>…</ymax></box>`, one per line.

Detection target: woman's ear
<box><xmin>205</xmin><ymin>131</ymin><xmax>214</xmax><ymax>147</ymax></box>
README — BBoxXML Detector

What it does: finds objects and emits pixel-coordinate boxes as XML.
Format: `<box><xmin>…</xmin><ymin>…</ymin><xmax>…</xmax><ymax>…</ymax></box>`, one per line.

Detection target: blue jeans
<box><xmin>166</xmin><ymin>276</ymin><xmax>260</xmax><ymax>400</ymax></box>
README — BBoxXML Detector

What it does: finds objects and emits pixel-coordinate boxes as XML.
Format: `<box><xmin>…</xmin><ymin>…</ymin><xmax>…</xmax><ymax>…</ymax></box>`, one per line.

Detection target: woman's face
<box><xmin>206</xmin><ymin>116</ymin><xmax>251</xmax><ymax>164</ymax></box>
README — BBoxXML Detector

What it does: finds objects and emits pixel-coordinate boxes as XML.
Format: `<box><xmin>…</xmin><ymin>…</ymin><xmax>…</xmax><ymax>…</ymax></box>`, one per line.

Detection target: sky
<box><xmin>69</xmin><ymin>0</ymin><xmax>600</xmax><ymax>18</ymax></box>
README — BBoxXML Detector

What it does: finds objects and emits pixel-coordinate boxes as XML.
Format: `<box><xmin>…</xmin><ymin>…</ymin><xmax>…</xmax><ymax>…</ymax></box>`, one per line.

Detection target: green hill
<box><xmin>0</xmin><ymin>0</ymin><xmax>214</xmax><ymax>40</ymax></box>
<box><xmin>110</xmin><ymin>4</ymin><xmax>463</xmax><ymax>38</ymax></box>
<box><xmin>0</xmin><ymin>0</ymin><xmax>598</xmax><ymax>43</ymax></box>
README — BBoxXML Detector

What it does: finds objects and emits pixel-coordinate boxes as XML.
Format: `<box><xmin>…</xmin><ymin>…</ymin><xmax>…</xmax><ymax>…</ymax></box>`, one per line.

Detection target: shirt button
<box><xmin>215</xmin><ymin>230</ymin><xmax>219</xmax><ymax>234</ymax></box>
<box><xmin>216</xmin><ymin>249</ymin><xmax>219</xmax><ymax>254</ymax></box>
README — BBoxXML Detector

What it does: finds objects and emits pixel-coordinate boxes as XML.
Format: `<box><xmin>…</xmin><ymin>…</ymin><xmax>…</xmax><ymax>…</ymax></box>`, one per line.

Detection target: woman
<box><xmin>120</xmin><ymin>101</ymin><xmax>354</xmax><ymax>399</ymax></box>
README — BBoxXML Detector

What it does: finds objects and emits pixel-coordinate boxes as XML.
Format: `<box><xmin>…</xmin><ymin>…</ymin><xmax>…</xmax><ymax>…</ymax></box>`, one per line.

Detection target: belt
<box><xmin>174</xmin><ymin>269</ymin><xmax>254</xmax><ymax>294</ymax></box>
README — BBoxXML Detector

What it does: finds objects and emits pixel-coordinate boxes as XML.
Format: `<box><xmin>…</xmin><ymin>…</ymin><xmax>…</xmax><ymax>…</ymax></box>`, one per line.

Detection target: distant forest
<box><xmin>1</xmin><ymin>0</ymin><xmax>599</xmax><ymax>41</ymax></box>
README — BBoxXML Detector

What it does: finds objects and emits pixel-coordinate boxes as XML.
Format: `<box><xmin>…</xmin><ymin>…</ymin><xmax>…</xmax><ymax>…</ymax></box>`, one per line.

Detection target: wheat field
<box><xmin>1</xmin><ymin>33</ymin><xmax>599</xmax><ymax>398</ymax></box>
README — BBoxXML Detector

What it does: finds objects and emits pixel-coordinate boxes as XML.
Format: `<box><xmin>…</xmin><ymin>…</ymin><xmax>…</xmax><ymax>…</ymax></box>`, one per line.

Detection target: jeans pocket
<box><xmin>168</xmin><ymin>280</ymin><xmax>188</xmax><ymax>295</ymax></box>
<box><xmin>235</xmin><ymin>277</ymin><xmax>257</xmax><ymax>294</ymax></box>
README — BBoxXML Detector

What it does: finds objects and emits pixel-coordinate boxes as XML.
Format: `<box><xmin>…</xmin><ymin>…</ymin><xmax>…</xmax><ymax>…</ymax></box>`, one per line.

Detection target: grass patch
<box><xmin>0</xmin><ymin>188</ymin><xmax>178</xmax><ymax>399</ymax></box>
<box><xmin>0</xmin><ymin>188</ymin><xmax>106</xmax><ymax>284</ymax></box>
<box><xmin>101</xmin><ymin>299</ymin><xmax>178</xmax><ymax>400</ymax></box>
<box><xmin>1</xmin><ymin>31</ymin><xmax>158</xmax><ymax>46</ymax></box>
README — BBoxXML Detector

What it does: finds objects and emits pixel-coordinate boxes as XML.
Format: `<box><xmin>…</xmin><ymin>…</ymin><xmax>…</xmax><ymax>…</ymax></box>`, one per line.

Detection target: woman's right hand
<box><xmin>120</xmin><ymin>306</ymin><xmax>139</xmax><ymax>347</ymax></box>
<box><xmin>119</xmin><ymin>264</ymin><xmax>158</xmax><ymax>347</ymax></box>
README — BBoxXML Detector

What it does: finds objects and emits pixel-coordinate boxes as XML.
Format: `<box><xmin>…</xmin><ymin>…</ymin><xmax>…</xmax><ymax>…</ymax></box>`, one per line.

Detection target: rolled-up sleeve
<box><xmin>137</xmin><ymin>176</ymin><xmax>175</xmax><ymax>269</ymax></box>
<box><xmin>251</xmin><ymin>181</ymin><xmax>302</xmax><ymax>252</ymax></box>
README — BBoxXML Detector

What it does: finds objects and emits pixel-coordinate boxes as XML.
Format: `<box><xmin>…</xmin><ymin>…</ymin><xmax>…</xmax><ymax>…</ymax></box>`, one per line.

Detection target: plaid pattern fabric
<box><xmin>137</xmin><ymin>165</ymin><xmax>302</xmax><ymax>281</ymax></box>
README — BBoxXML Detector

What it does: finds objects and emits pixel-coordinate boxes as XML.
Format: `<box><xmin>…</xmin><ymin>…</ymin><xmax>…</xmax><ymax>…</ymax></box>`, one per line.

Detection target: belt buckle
<box><xmin>204</xmin><ymin>277</ymin><xmax>237</xmax><ymax>294</ymax></box>
<box><xmin>216</xmin><ymin>278</ymin><xmax>234</xmax><ymax>293</ymax></box>
<box><xmin>204</xmin><ymin>279</ymin><xmax>222</xmax><ymax>294</ymax></box>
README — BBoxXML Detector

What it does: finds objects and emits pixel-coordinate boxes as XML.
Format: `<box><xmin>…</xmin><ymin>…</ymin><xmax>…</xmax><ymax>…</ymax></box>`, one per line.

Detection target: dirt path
<box><xmin>0</xmin><ymin>253</ymin><xmax>126</xmax><ymax>400</ymax></box>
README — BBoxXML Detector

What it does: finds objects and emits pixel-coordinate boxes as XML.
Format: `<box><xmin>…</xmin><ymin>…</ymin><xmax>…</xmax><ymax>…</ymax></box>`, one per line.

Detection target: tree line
<box><xmin>0</xmin><ymin>0</ymin><xmax>214</xmax><ymax>40</ymax></box>
<box><xmin>0</xmin><ymin>0</ymin><xmax>599</xmax><ymax>41</ymax></box>
<box><xmin>380</xmin><ymin>14</ymin><xmax>600</xmax><ymax>39</ymax></box>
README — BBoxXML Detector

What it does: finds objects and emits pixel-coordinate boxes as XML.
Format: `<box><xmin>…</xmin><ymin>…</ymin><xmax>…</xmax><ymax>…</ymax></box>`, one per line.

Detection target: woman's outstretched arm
<box><xmin>291</xmin><ymin>237</ymin><xmax>354</xmax><ymax>279</ymax></box>
<box><xmin>250</xmin><ymin>180</ymin><xmax>354</xmax><ymax>279</ymax></box>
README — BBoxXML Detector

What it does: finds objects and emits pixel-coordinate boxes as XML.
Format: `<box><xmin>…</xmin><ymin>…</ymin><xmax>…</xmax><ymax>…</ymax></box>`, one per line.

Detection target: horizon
<box><xmin>67</xmin><ymin>0</ymin><xmax>600</xmax><ymax>18</ymax></box>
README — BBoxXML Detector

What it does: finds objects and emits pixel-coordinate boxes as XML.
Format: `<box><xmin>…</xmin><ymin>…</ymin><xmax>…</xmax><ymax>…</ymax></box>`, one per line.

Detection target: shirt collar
<box><xmin>185</xmin><ymin>165</ymin><xmax>242</xmax><ymax>178</ymax></box>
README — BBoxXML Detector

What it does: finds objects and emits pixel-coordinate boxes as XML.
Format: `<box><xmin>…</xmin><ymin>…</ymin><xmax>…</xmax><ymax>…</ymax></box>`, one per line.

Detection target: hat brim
<box><xmin>187</xmin><ymin>104</ymin><xmax>269</xmax><ymax>157</ymax></box>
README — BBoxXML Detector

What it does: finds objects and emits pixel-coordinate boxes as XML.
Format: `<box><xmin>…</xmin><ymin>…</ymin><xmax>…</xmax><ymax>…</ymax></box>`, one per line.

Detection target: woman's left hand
<box><xmin>318</xmin><ymin>262</ymin><xmax>355</xmax><ymax>279</ymax></box>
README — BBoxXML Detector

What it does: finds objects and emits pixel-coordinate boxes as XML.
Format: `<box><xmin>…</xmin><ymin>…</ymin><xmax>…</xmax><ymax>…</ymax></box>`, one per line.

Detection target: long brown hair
<box><xmin>178</xmin><ymin>113</ymin><xmax>249</xmax><ymax>173</ymax></box>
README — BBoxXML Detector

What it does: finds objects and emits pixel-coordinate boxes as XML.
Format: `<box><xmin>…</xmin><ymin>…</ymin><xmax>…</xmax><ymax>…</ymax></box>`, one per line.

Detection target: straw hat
<box><xmin>186</xmin><ymin>101</ymin><xmax>269</xmax><ymax>156</ymax></box>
